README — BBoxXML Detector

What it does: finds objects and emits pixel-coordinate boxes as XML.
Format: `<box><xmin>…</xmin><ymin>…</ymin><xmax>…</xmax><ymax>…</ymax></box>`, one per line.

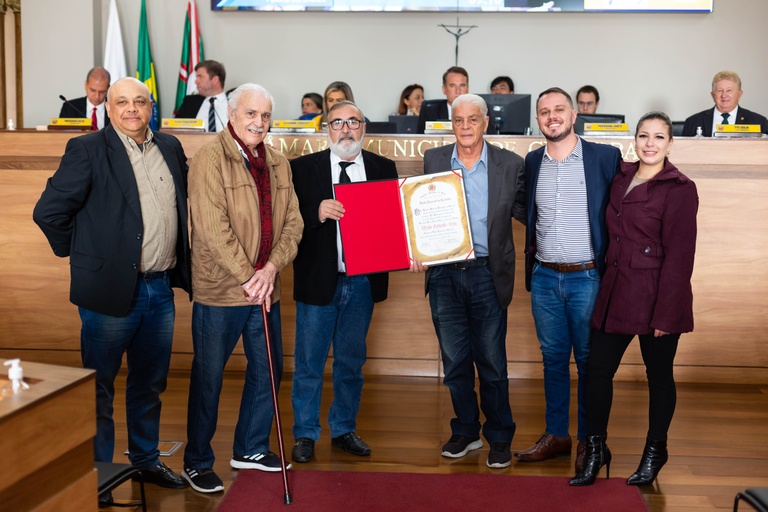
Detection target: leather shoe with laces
<box><xmin>331</xmin><ymin>432</ymin><xmax>371</xmax><ymax>456</ymax></box>
<box><xmin>292</xmin><ymin>437</ymin><xmax>315</xmax><ymax>463</ymax></box>
<box><xmin>137</xmin><ymin>461</ymin><xmax>188</xmax><ymax>488</ymax></box>
<box><xmin>514</xmin><ymin>433</ymin><xmax>572</xmax><ymax>462</ymax></box>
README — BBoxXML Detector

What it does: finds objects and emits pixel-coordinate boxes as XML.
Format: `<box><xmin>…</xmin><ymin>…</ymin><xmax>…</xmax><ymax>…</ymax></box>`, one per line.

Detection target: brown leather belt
<box><xmin>536</xmin><ymin>259</ymin><xmax>596</xmax><ymax>273</ymax></box>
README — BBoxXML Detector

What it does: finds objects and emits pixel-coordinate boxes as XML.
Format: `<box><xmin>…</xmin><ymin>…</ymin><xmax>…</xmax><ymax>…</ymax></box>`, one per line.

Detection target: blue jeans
<box><xmin>292</xmin><ymin>275</ymin><xmax>373</xmax><ymax>441</ymax></box>
<box><xmin>530</xmin><ymin>262</ymin><xmax>600</xmax><ymax>440</ymax></box>
<box><xmin>428</xmin><ymin>264</ymin><xmax>515</xmax><ymax>443</ymax></box>
<box><xmin>184</xmin><ymin>301</ymin><xmax>283</xmax><ymax>470</ymax></box>
<box><xmin>79</xmin><ymin>273</ymin><xmax>175</xmax><ymax>469</ymax></box>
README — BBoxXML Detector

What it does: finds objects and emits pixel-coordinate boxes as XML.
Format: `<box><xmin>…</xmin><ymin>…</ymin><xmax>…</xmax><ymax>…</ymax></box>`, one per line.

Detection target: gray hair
<box><xmin>228</xmin><ymin>83</ymin><xmax>275</xmax><ymax>111</ymax></box>
<box><xmin>451</xmin><ymin>94</ymin><xmax>488</xmax><ymax>117</ymax></box>
<box><xmin>327</xmin><ymin>100</ymin><xmax>365</xmax><ymax>121</ymax></box>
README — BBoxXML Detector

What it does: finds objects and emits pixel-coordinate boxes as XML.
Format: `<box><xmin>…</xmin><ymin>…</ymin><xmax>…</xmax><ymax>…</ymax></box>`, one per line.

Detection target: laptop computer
<box><xmin>388</xmin><ymin>115</ymin><xmax>419</xmax><ymax>134</ymax></box>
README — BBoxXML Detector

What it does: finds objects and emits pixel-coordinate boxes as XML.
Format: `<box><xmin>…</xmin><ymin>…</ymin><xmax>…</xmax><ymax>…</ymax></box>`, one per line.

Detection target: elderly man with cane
<box><xmin>183</xmin><ymin>83</ymin><xmax>303</xmax><ymax>497</ymax></box>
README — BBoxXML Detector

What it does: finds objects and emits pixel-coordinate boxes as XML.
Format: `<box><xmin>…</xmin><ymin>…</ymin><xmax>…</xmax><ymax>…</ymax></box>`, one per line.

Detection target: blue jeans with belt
<box><xmin>184</xmin><ymin>301</ymin><xmax>283</xmax><ymax>470</ymax></box>
<box><xmin>530</xmin><ymin>262</ymin><xmax>600</xmax><ymax>440</ymax></box>
<box><xmin>79</xmin><ymin>272</ymin><xmax>175</xmax><ymax>469</ymax></box>
<box><xmin>292</xmin><ymin>275</ymin><xmax>374</xmax><ymax>441</ymax></box>
<box><xmin>428</xmin><ymin>259</ymin><xmax>516</xmax><ymax>443</ymax></box>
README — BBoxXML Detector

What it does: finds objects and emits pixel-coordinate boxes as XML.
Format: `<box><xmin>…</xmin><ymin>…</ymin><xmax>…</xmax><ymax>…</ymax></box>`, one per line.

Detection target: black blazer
<box><xmin>682</xmin><ymin>106</ymin><xmax>768</xmax><ymax>137</ymax></box>
<box><xmin>291</xmin><ymin>148</ymin><xmax>398</xmax><ymax>305</ymax></box>
<box><xmin>175</xmin><ymin>94</ymin><xmax>206</xmax><ymax>118</ymax></box>
<box><xmin>33</xmin><ymin>125</ymin><xmax>191</xmax><ymax>317</ymax></box>
<box><xmin>423</xmin><ymin>142</ymin><xmax>526</xmax><ymax>309</ymax></box>
<box><xmin>417</xmin><ymin>99</ymin><xmax>449</xmax><ymax>134</ymax></box>
<box><xmin>59</xmin><ymin>96</ymin><xmax>110</xmax><ymax>127</ymax></box>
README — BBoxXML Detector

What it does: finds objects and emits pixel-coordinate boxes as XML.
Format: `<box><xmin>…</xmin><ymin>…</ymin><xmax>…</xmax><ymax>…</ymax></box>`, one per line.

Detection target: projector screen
<box><xmin>211</xmin><ymin>0</ymin><xmax>713</xmax><ymax>13</ymax></box>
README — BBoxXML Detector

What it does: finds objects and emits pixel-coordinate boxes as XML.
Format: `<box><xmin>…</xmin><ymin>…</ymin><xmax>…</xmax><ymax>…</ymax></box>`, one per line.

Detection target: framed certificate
<box><xmin>334</xmin><ymin>169</ymin><xmax>474</xmax><ymax>276</ymax></box>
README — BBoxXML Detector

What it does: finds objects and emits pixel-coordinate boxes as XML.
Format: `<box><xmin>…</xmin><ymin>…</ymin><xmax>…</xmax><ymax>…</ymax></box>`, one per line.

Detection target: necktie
<box><xmin>208</xmin><ymin>97</ymin><xmax>217</xmax><ymax>132</ymax></box>
<box><xmin>91</xmin><ymin>107</ymin><xmax>98</xmax><ymax>131</ymax></box>
<box><xmin>722</xmin><ymin>112</ymin><xmax>730</xmax><ymax>125</ymax></box>
<box><xmin>339</xmin><ymin>161</ymin><xmax>353</xmax><ymax>184</ymax></box>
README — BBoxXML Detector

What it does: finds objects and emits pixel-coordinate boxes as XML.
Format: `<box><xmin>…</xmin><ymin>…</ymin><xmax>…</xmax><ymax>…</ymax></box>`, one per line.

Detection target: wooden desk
<box><xmin>0</xmin><ymin>359</ymin><xmax>96</xmax><ymax>511</ymax></box>
<box><xmin>1</xmin><ymin>130</ymin><xmax>766</xmax><ymax>384</ymax></box>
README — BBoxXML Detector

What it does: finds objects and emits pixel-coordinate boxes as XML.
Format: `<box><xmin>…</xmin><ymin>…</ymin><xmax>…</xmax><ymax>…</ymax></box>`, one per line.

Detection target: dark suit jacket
<box><xmin>423</xmin><ymin>142</ymin><xmax>526</xmax><ymax>309</ymax></box>
<box><xmin>291</xmin><ymin>149</ymin><xmax>398</xmax><ymax>305</ymax></box>
<box><xmin>524</xmin><ymin>138</ymin><xmax>622</xmax><ymax>291</ymax></box>
<box><xmin>59</xmin><ymin>96</ymin><xmax>110</xmax><ymax>127</ymax></box>
<box><xmin>33</xmin><ymin>125</ymin><xmax>191</xmax><ymax>317</ymax></box>
<box><xmin>175</xmin><ymin>94</ymin><xmax>206</xmax><ymax>118</ymax></box>
<box><xmin>417</xmin><ymin>99</ymin><xmax>449</xmax><ymax>134</ymax></box>
<box><xmin>682</xmin><ymin>106</ymin><xmax>768</xmax><ymax>137</ymax></box>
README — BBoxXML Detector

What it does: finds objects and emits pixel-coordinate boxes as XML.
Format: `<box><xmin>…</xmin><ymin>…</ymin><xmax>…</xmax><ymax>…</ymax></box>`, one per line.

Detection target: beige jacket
<box><xmin>189</xmin><ymin>129</ymin><xmax>303</xmax><ymax>306</ymax></box>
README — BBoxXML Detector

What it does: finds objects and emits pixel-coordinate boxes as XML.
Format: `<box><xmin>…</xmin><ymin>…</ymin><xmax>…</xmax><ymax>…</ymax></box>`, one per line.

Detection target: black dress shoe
<box><xmin>292</xmin><ymin>438</ymin><xmax>315</xmax><ymax>463</ymax></box>
<box><xmin>139</xmin><ymin>461</ymin><xmax>188</xmax><ymax>489</ymax></box>
<box><xmin>331</xmin><ymin>432</ymin><xmax>371</xmax><ymax>456</ymax></box>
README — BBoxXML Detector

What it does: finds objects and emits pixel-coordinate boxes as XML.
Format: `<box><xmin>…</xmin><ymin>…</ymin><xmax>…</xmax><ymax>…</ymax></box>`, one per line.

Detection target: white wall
<box><xmin>21</xmin><ymin>0</ymin><xmax>768</xmax><ymax>132</ymax></box>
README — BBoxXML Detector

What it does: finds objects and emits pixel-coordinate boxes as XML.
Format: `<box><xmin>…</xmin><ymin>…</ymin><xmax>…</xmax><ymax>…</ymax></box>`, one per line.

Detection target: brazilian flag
<box><xmin>136</xmin><ymin>0</ymin><xmax>159</xmax><ymax>130</ymax></box>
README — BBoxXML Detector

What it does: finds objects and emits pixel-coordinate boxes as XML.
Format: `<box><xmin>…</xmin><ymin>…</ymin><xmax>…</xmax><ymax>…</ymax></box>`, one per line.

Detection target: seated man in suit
<box><xmin>682</xmin><ymin>70</ymin><xmax>768</xmax><ymax>137</ymax></box>
<box><xmin>59</xmin><ymin>66</ymin><xmax>111</xmax><ymax>130</ymax></box>
<box><xmin>175</xmin><ymin>60</ymin><xmax>229</xmax><ymax>132</ymax></box>
<box><xmin>576</xmin><ymin>85</ymin><xmax>600</xmax><ymax>114</ymax></box>
<box><xmin>490</xmin><ymin>76</ymin><xmax>515</xmax><ymax>94</ymax></box>
<box><xmin>417</xmin><ymin>66</ymin><xmax>469</xmax><ymax>133</ymax></box>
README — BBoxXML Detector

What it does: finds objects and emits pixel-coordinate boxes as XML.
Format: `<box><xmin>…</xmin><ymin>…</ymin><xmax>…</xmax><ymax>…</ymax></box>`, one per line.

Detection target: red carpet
<box><xmin>216</xmin><ymin>470</ymin><xmax>648</xmax><ymax>511</ymax></box>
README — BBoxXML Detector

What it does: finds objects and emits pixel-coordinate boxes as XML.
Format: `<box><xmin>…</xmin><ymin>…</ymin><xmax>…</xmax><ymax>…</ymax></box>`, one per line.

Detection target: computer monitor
<box><xmin>388</xmin><ymin>115</ymin><xmax>419</xmax><ymax>134</ymax></box>
<box><xmin>574</xmin><ymin>113</ymin><xmax>626</xmax><ymax>135</ymax></box>
<box><xmin>479</xmin><ymin>94</ymin><xmax>532</xmax><ymax>135</ymax></box>
<box><xmin>365</xmin><ymin>121</ymin><xmax>397</xmax><ymax>134</ymax></box>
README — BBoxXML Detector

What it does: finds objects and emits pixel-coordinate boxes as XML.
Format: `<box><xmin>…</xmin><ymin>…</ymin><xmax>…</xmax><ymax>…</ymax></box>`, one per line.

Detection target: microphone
<box><xmin>59</xmin><ymin>95</ymin><xmax>88</xmax><ymax>118</ymax></box>
<box><xmin>213</xmin><ymin>103</ymin><xmax>227</xmax><ymax>132</ymax></box>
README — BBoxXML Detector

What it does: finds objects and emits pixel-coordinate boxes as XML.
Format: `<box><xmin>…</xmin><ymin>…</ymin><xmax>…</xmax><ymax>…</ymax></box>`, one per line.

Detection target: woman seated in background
<box><xmin>321</xmin><ymin>81</ymin><xmax>355</xmax><ymax>123</ymax></box>
<box><xmin>569</xmin><ymin>111</ymin><xmax>699</xmax><ymax>487</ymax></box>
<box><xmin>298</xmin><ymin>92</ymin><xmax>323</xmax><ymax>120</ymax></box>
<box><xmin>395</xmin><ymin>84</ymin><xmax>424</xmax><ymax>116</ymax></box>
<box><xmin>321</xmin><ymin>81</ymin><xmax>368</xmax><ymax>124</ymax></box>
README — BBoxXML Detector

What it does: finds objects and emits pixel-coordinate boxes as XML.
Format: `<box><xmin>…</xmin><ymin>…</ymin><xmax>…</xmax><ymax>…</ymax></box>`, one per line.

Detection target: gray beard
<box><xmin>329</xmin><ymin>136</ymin><xmax>363</xmax><ymax>160</ymax></box>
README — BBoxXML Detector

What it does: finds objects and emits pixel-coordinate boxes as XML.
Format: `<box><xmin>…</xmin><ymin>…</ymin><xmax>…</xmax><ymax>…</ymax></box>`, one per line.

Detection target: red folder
<box><xmin>334</xmin><ymin>179</ymin><xmax>410</xmax><ymax>276</ymax></box>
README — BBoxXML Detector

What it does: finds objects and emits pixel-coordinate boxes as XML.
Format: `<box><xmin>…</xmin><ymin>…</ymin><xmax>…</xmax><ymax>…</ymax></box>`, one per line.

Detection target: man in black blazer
<box><xmin>682</xmin><ymin>70</ymin><xmax>768</xmax><ymax>137</ymax></box>
<box><xmin>411</xmin><ymin>94</ymin><xmax>526</xmax><ymax>469</ymax></box>
<box><xmin>34</xmin><ymin>77</ymin><xmax>191</xmax><ymax>494</ymax></box>
<box><xmin>417</xmin><ymin>66</ymin><xmax>469</xmax><ymax>133</ymax></box>
<box><xmin>175</xmin><ymin>60</ymin><xmax>228</xmax><ymax>132</ymax></box>
<box><xmin>289</xmin><ymin>101</ymin><xmax>398</xmax><ymax>463</ymax></box>
<box><xmin>58</xmin><ymin>66</ymin><xmax>111</xmax><ymax>130</ymax></box>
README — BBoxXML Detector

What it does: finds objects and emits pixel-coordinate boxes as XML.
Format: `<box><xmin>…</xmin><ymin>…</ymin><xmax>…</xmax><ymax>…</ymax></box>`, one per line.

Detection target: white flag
<box><xmin>104</xmin><ymin>0</ymin><xmax>127</xmax><ymax>85</ymax></box>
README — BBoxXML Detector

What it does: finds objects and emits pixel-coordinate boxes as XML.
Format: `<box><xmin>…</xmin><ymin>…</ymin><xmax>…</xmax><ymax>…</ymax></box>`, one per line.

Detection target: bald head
<box><xmin>106</xmin><ymin>78</ymin><xmax>153</xmax><ymax>143</ymax></box>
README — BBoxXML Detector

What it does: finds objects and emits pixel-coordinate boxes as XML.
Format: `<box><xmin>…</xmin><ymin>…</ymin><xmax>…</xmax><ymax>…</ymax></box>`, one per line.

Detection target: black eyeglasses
<box><xmin>328</xmin><ymin>118</ymin><xmax>363</xmax><ymax>131</ymax></box>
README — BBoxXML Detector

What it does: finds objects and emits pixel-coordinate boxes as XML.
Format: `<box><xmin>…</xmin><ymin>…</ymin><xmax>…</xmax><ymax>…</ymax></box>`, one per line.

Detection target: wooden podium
<box><xmin>0</xmin><ymin>360</ymin><xmax>97</xmax><ymax>511</ymax></box>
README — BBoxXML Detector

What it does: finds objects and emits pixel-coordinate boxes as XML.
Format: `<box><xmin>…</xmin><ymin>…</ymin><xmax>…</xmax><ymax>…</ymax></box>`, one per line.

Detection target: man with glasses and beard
<box><xmin>514</xmin><ymin>87</ymin><xmax>620</xmax><ymax>474</ymax></box>
<box><xmin>289</xmin><ymin>101</ymin><xmax>398</xmax><ymax>464</ymax></box>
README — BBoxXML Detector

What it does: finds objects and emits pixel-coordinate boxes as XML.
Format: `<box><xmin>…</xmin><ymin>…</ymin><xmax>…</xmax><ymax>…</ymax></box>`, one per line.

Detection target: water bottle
<box><xmin>7</xmin><ymin>119</ymin><xmax>15</xmax><ymax>131</ymax></box>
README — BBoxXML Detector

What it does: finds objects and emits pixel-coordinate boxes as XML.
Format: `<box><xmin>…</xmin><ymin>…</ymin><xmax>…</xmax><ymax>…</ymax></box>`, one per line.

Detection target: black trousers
<box><xmin>585</xmin><ymin>329</ymin><xmax>680</xmax><ymax>440</ymax></box>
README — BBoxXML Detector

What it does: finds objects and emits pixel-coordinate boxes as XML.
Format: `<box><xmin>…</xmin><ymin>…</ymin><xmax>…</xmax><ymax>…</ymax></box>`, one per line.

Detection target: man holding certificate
<box><xmin>289</xmin><ymin>101</ymin><xmax>398</xmax><ymax>463</ymax></box>
<box><xmin>411</xmin><ymin>93</ymin><xmax>526</xmax><ymax>469</ymax></box>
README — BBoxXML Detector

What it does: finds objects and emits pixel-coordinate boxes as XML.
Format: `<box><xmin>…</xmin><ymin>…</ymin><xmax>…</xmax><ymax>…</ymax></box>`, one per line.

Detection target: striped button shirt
<box><xmin>535</xmin><ymin>137</ymin><xmax>594</xmax><ymax>264</ymax></box>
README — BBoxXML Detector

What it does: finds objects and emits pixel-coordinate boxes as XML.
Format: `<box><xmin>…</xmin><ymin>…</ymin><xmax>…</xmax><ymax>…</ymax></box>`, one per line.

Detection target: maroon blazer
<box><xmin>591</xmin><ymin>159</ymin><xmax>698</xmax><ymax>335</ymax></box>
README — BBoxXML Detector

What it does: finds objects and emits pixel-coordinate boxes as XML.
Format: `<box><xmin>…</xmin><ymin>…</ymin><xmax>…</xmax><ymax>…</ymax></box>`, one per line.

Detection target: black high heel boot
<box><xmin>627</xmin><ymin>438</ymin><xmax>668</xmax><ymax>486</ymax></box>
<box><xmin>569</xmin><ymin>434</ymin><xmax>612</xmax><ymax>486</ymax></box>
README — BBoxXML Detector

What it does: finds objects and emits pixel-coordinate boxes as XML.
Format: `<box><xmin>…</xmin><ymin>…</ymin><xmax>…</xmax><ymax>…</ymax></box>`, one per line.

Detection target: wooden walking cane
<box><xmin>261</xmin><ymin>303</ymin><xmax>293</xmax><ymax>505</ymax></box>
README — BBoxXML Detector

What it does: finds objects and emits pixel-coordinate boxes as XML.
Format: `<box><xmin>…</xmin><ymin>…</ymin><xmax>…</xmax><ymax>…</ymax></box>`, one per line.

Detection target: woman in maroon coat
<box><xmin>570</xmin><ymin>112</ymin><xmax>698</xmax><ymax>486</ymax></box>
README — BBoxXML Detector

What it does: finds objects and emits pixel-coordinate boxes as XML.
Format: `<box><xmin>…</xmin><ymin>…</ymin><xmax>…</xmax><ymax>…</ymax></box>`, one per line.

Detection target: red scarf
<box><xmin>227</xmin><ymin>122</ymin><xmax>273</xmax><ymax>272</ymax></box>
